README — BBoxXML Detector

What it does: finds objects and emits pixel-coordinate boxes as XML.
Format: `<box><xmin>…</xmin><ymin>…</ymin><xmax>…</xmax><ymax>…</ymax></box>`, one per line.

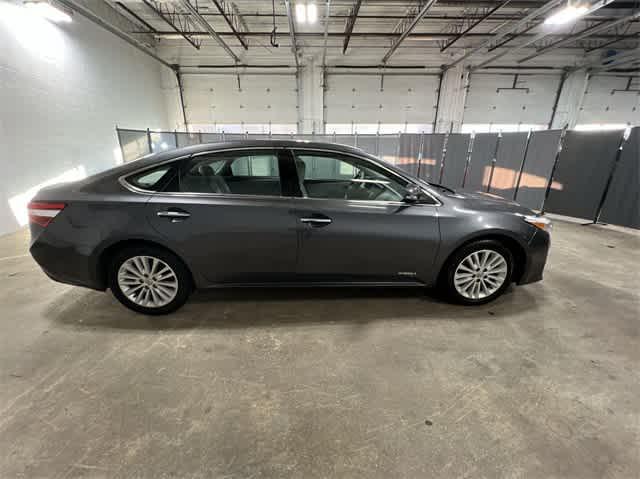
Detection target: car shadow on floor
<box><xmin>44</xmin><ymin>284</ymin><xmax>542</xmax><ymax>331</ymax></box>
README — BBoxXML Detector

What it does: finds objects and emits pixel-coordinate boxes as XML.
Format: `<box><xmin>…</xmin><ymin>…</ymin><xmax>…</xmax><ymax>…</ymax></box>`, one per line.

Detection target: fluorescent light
<box><xmin>24</xmin><ymin>1</ymin><xmax>72</xmax><ymax>23</ymax></box>
<box><xmin>307</xmin><ymin>3</ymin><xmax>318</xmax><ymax>24</ymax></box>
<box><xmin>544</xmin><ymin>4</ymin><xmax>588</xmax><ymax>25</ymax></box>
<box><xmin>295</xmin><ymin>3</ymin><xmax>306</xmax><ymax>23</ymax></box>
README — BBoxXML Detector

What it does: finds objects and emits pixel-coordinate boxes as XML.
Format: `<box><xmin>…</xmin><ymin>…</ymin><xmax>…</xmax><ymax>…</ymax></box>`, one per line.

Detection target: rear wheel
<box><xmin>441</xmin><ymin>240</ymin><xmax>514</xmax><ymax>305</ymax></box>
<box><xmin>108</xmin><ymin>246</ymin><xmax>191</xmax><ymax>315</ymax></box>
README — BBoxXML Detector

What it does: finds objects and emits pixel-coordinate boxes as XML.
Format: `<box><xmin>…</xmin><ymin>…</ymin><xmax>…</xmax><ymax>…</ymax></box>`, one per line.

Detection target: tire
<box><xmin>108</xmin><ymin>245</ymin><xmax>192</xmax><ymax>315</ymax></box>
<box><xmin>441</xmin><ymin>239</ymin><xmax>514</xmax><ymax>305</ymax></box>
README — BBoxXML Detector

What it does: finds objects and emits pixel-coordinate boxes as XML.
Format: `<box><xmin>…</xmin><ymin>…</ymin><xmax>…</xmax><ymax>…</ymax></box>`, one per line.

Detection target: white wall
<box><xmin>579</xmin><ymin>75</ymin><xmax>640</xmax><ymax>126</ymax></box>
<box><xmin>179</xmin><ymin>73</ymin><xmax>298</xmax><ymax>128</ymax></box>
<box><xmin>324</xmin><ymin>74</ymin><xmax>439</xmax><ymax>127</ymax></box>
<box><xmin>0</xmin><ymin>0</ymin><xmax>169</xmax><ymax>235</ymax></box>
<box><xmin>464</xmin><ymin>74</ymin><xmax>562</xmax><ymax>127</ymax></box>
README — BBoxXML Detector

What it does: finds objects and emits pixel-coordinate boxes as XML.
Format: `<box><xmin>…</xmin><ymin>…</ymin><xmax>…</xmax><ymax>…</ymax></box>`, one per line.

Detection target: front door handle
<box><xmin>157</xmin><ymin>209</ymin><xmax>191</xmax><ymax>222</ymax></box>
<box><xmin>300</xmin><ymin>217</ymin><xmax>332</xmax><ymax>226</ymax></box>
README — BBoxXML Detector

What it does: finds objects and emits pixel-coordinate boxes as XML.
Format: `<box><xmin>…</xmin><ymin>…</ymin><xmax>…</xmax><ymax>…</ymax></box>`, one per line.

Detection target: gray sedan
<box><xmin>28</xmin><ymin>140</ymin><xmax>551</xmax><ymax>314</ymax></box>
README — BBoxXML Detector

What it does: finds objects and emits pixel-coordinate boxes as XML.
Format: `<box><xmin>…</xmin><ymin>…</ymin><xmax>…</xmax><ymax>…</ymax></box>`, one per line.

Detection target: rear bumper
<box><xmin>517</xmin><ymin>229</ymin><xmax>550</xmax><ymax>285</ymax></box>
<box><xmin>29</xmin><ymin>226</ymin><xmax>105</xmax><ymax>291</ymax></box>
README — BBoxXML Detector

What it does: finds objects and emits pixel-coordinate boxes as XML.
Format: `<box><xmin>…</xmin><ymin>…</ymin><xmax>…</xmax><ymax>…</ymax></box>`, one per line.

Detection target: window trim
<box><xmin>289</xmin><ymin>147</ymin><xmax>442</xmax><ymax>206</ymax></box>
<box><xmin>119</xmin><ymin>146</ymin><xmax>442</xmax><ymax>206</ymax></box>
<box><xmin>119</xmin><ymin>147</ymin><xmax>290</xmax><ymax>200</ymax></box>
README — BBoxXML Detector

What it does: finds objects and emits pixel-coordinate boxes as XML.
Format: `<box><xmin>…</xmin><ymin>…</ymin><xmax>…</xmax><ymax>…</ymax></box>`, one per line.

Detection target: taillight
<box><xmin>27</xmin><ymin>201</ymin><xmax>66</xmax><ymax>227</ymax></box>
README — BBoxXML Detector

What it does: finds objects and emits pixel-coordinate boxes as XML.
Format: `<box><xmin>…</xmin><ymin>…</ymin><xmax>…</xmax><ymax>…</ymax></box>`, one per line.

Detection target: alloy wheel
<box><xmin>117</xmin><ymin>256</ymin><xmax>178</xmax><ymax>308</ymax></box>
<box><xmin>453</xmin><ymin>249</ymin><xmax>508</xmax><ymax>300</ymax></box>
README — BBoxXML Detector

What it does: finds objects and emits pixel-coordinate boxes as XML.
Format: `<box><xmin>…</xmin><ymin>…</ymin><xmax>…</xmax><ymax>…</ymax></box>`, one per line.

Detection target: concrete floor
<box><xmin>0</xmin><ymin>220</ymin><xmax>638</xmax><ymax>478</ymax></box>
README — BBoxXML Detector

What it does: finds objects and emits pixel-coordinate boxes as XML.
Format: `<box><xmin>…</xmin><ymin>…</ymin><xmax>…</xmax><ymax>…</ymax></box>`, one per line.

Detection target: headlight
<box><xmin>524</xmin><ymin>215</ymin><xmax>552</xmax><ymax>232</ymax></box>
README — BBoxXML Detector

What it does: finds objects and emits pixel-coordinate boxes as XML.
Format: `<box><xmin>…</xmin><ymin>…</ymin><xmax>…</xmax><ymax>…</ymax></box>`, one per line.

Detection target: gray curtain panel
<box><xmin>465</xmin><ymin>133</ymin><xmax>499</xmax><ymax>191</ymax></box>
<box><xmin>199</xmin><ymin>133</ymin><xmax>223</xmax><ymax>144</ymax></box>
<box><xmin>599</xmin><ymin>127</ymin><xmax>639</xmax><ymax>229</ymax></box>
<box><xmin>356</xmin><ymin>135</ymin><xmax>379</xmax><ymax>157</ymax></box>
<box><xmin>440</xmin><ymin>134</ymin><xmax>471</xmax><ymax>188</ymax></box>
<box><xmin>418</xmin><ymin>134</ymin><xmax>446</xmax><ymax>181</ymax></box>
<box><xmin>544</xmin><ymin>130</ymin><xmax>624</xmax><ymax>221</ymax></box>
<box><xmin>396</xmin><ymin>134</ymin><xmax>422</xmax><ymax>176</ymax></box>
<box><xmin>378</xmin><ymin>136</ymin><xmax>400</xmax><ymax>166</ymax></box>
<box><xmin>488</xmin><ymin>132</ymin><xmax>529</xmax><ymax>200</ymax></box>
<box><xmin>514</xmin><ymin>130</ymin><xmax>562</xmax><ymax>210</ymax></box>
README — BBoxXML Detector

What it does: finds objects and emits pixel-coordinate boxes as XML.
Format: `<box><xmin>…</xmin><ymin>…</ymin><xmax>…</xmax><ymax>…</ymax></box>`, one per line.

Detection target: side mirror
<box><xmin>403</xmin><ymin>184</ymin><xmax>421</xmax><ymax>203</ymax></box>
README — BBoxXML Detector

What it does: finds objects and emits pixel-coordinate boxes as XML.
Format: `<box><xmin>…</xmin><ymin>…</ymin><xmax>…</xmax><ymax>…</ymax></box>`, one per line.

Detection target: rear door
<box><xmin>289</xmin><ymin>148</ymin><xmax>441</xmax><ymax>284</ymax></box>
<box><xmin>145</xmin><ymin>148</ymin><xmax>298</xmax><ymax>284</ymax></box>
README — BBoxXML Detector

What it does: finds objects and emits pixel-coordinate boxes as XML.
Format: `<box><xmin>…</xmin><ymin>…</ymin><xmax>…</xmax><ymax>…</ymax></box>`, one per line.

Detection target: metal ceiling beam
<box><xmin>56</xmin><ymin>0</ymin><xmax>173</xmax><ymax>70</ymax></box>
<box><xmin>342</xmin><ymin>0</ymin><xmax>363</xmax><ymax>54</ymax></box>
<box><xmin>178</xmin><ymin>0</ymin><xmax>241</xmax><ymax>62</ymax></box>
<box><xmin>441</xmin><ymin>0</ymin><xmax>513</xmax><ymax>52</ymax></box>
<box><xmin>283</xmin><ymin>0</ymin><xmax>299</xmax><ymax>68</ymax></box>
<box><xmin>586</xmin><ymin>31</ymin><xmax>640</xmax><ymax>51</ymax></box>
<box><xmin>487</xmin><ymin>21</ymin><xmax>539</xmax><ymax>52</ymax></box>
<box><xmin>519</xmin><ymin>11</ymin><xmax>640</xmax><ymax>63</ymax></box>
<box><xmin>382</xmin><ymin>0</ymin><xmax>439</xmax><ymax>64</ymax></box>
<box><xmin>446</xmin><ymin>0</ymin><xmax>563</xmax><ymax>69</ymax></box>
<box><xmin>114</xmin><ymin>1</ymin><xmax>157</xmax><ymax>33</ymax></box>
<box><xmin>471</xmin><ymin>0</ymin><xmax>619</xmax><ymax>70</ymax></box>
<box><xmin>210</xmin><ymin>0</ymin><xmax>249</xmax><ymax>50</ymax></box>
<box><xmin>590</xmin><ymin>48</ymin><xmax>640</xmax><ymax>70</ymax></box>
<box><xmin>142</xmin><ymin>0</ymin><xmax>201</xmax><ymax>49</ymax></box>
<box><xmin>141</xmin><ymin>30</ymin><xmax>637</xmax><ymax>40</ymax></box>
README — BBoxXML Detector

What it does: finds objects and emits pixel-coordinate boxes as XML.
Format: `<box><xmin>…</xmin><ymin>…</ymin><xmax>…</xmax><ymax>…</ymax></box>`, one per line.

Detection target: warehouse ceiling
<box><xmin>77</xmin><ymin>0</ymin><xmax>640</xmax><ymax>71</ymax></box>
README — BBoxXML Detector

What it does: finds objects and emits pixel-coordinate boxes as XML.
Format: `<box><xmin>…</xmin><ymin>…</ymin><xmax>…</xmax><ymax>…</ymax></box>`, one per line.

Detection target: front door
<box><xmin>289</xmin><ymin>149</ymin><xmax>441</xmax><ymax>284</ymax></box>
<box><xmin>146</xmin><ymin>148</ymin><xmax>298</xmax><ymax>284</ymax></box>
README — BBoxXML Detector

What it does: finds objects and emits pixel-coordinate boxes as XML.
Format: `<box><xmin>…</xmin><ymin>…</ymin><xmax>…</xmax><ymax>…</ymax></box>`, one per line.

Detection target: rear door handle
<box><xmin>300</xmin><ymin>217</ymin><xmax>332</xmax><ymax>226</ymax></box>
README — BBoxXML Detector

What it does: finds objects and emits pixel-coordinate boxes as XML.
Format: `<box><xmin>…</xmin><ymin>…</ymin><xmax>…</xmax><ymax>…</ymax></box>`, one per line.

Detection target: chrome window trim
<box><xmin>118</xmin><ymin>145</ymin><xmax>442</xmax><ymax>207</ymax></box>
<box><xmin>290</xmin><ymin>147</ymin><xmax>442</xmax><ymax>207</ymax></box>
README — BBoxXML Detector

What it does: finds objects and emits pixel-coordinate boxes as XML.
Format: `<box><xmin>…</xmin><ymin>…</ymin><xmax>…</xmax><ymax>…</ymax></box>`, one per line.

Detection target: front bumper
<box><xmin>517</xmin><ymin>228</ymin><xmax>550</xmax><ymax>285</ymax></box>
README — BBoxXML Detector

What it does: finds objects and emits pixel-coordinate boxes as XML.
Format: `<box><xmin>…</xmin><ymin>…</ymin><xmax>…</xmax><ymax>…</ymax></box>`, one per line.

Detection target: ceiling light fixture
<box><xmin>307</xmin><ymin>3</ymin><xmax>318</xmax><ymax>24</ymax></box>
<box><xmin>295</xmin><ymin>3</ymin><xmax>318</xmax><ymax>24</ymax></box>
<box><xmin>295</xmin><ymin>3</ymin><xmax>306</xmax><ymax>24</ymax></box>
<box><xmin>544</xmin><ymin>1</ymin><xmax>588</xmax><ymax>25</ymax></box>
<box><xmin>23</xmin><ymin>0</ymin><xmax>72</xmax><ymax>23</ymax></box>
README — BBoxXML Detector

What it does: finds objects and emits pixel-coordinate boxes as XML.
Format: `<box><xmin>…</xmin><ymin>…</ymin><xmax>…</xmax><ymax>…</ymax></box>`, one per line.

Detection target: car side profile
<box><xmin>28</xmin><ymin>140</ymin><xmax>551</xmax><ymax>315</ymax></box>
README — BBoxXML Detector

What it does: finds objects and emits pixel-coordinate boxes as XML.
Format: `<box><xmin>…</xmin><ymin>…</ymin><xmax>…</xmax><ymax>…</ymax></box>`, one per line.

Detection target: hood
<box><xmin>443</xmin><ymin>189</ymin><xmax>534</xmax><ymax>215</ymax></box>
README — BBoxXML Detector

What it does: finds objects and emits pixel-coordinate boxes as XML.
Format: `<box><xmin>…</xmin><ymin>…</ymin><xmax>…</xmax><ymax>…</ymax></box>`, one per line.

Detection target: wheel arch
<box><xmin>96</xmin><ymin>239</ymin><xmax>196</xmax><ymax>290</ymax></box>
<box><xmin>437</xmin><ymin>232</ymin><xmax>528</xmax><ymax>285</ymax></box>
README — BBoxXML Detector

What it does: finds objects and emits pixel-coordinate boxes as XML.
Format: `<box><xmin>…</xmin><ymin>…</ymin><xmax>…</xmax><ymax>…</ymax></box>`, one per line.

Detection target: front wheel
<box><xmin>108</xmin><ymin>246</ymin><xmax>192</xmax><ymax>315</ymax></box>
<box><xmin>441</xmin><ymin>240</ymin><xmax>514</xmax><ymax>305</ymax></box>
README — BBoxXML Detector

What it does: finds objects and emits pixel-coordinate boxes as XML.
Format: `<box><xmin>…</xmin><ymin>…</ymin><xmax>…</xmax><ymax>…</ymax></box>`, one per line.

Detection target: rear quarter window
<box><xmin>126</xmin><ymin>166</ymin><xmax>173</xmax><ymax>191</ymax></box>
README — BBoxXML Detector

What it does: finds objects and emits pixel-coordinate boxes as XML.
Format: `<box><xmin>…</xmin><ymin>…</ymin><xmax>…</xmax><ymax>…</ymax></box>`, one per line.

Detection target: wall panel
<box><xmin>324</xmin><ymin>74</ymin><xmax>439</xmax><ymax>125</ymax></box>
<box><xmin>464</xmin><ymin>74</ymin><xmax>562</xmax><ymax>125</ymax></box>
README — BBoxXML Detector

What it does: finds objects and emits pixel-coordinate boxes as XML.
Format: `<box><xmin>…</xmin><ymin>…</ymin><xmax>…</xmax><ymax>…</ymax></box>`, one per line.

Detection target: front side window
<box><xmin>178</xmin><ymin>151</ymin><xmax>281</xmax><ymax>197</ymax></box>
<box><xmin>293</xmin><ymin>151</ymin><xmax>410</xmax><ymax>202</ymax></box>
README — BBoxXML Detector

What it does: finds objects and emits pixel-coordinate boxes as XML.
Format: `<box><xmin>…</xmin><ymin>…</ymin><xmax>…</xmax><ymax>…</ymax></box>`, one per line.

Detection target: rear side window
<box><xmin>176</xmin><ymin>151</ymin><xmax>282</xmax><ymax>196</ymax></box>
<box><xmin>126</xmin><ymin>165</ymin><xmax>173</xmax><ymax>191</ymax></box>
